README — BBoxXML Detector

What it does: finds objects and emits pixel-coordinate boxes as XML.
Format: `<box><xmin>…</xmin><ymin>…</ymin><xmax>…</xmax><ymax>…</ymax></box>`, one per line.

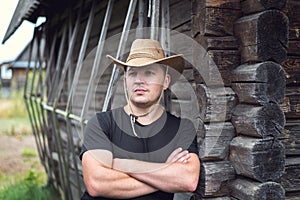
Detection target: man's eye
<box><xmin>145</xmin><ymin>71</ymin><xmax>155</xmax><ymax>75</ymax></box>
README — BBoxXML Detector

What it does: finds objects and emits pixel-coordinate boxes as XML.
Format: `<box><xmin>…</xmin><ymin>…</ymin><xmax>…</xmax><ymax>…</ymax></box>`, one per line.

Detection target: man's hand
<box><xmin>166</xmin><ymin>147</ymin><xmax>191</xmax><ymax>164</ymax></box>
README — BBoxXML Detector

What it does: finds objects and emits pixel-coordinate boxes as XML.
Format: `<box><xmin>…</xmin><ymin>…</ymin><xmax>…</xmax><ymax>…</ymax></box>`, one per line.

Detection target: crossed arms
<box><xmin>81</xmin><ymin>148</ymin><xmax>200</xmax><ymax>198</ymax></box>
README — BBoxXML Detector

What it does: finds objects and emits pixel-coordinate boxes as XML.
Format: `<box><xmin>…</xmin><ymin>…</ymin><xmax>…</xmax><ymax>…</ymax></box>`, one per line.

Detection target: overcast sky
<box><xmin>0</xmin><ymin>0</ymin><xmax>35</xmax><ymax>63</ymax></box>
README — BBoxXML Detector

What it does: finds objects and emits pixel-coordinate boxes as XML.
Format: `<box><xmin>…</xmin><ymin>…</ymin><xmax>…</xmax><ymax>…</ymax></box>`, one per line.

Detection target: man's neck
<box><xmin>124</xmin><ymin>104</ymin><xmax>164</xmax><ymax>125</ymax></box>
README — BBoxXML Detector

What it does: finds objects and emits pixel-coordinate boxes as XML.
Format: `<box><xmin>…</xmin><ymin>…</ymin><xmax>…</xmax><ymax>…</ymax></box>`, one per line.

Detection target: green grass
<box><xmin>0</xmin><ymin>91</ymin><xmax>61</xmax><ymax>200</ymax></box>
<box><xmin>0</xmin><ymin>170</ymin><xmax>61</xmax><ymax>200</ymax></box>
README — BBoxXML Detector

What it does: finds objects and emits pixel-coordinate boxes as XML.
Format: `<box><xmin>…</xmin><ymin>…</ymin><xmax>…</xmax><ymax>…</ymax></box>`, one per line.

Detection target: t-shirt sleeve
<box><xmin>79</xmin><ymin>114</ymin><xmax>112</xmax><ymax>160</ymax></box>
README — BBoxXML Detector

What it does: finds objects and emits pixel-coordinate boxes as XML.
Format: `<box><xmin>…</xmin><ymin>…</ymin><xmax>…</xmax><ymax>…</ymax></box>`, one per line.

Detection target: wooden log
<box><xmin>195</xmin><ymin>35</ymin><xmax>238</xmax><ymax>50</ymax></box>
<box><xmin>232</xmin><ymin>62</ymin><xmax>286</xmax><ymax>105</ymax></box>
<box><xmin>280</xmin><ymin>87</ymin><xmax>300</xmax><ymax>119</ymax></box>
<box><xmin>192</xmin><ymin>0</ymin><xmax>241</xmax><ymax>37</ymax></box>
<box><xmin>198</xmin><ymin>122</ymin><xmax>236</xmax><ymax>160</ymax></box>
<box><xmin>279</xmin><ymin>123</ymin><xmax>300</xmax><ymax>156</ymax></box>
<box><xmin>196</xmin><ymin>84</ymin><xmax>237</xmax><ymax>122</ymax></box>
<box><xmin>241</xmin><ymin>0</ymin><xmax>287</xmax><ymax>15</ymax></box>
<box><xmin>281</xmin><ymin>57</ymin><xmax>300</xmax><ymax>86</ymax></box>
<box><xmin>190</xmin><ymin>194</ymin><xmax>231</xmax><ymax>200</ymax></box>
<box><xmin>196</xmin><ymin>161</ymin><xmax>235</xmax><ymax>197</ymax></box>
<box><xmin>229</xmin><ymin>136</ymin><xmax>285</xmax><ymax>182</ymax></box>
<box><xmin>231</xmin><ymin>103</ymin><xmax>285</xmax><ymax>138</ymax></box>
<box><xmin>234</xmin><ymin>10</ymin><xmax>288</xmax><ymax>64</ymax></box>
<box><xmin>193</xmin><ymin>50</ymin><xmax>240</xmax><ymax>86</ymax></box>
<box><xmin>229</xmin><ymin>178</ymin><xmax>285</xmax><ymax>200</ymax></box>
<box><xmin>285</xmin><ymin>192</ymin><xmax>300</xmax><ymax>200</ymax></box>
<box><xmin>280</xmin><ymin>157</ymin><xmax>300</xmax><ymax>192</ymax></box>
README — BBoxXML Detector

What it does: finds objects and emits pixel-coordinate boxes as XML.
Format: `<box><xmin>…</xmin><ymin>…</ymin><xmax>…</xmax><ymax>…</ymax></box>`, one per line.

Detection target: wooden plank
<box><xmin>229</xmin><ymin>136</ymin><xmax>285</xmax><ymax>182</ymax></box>
<box><xmin>196</xmin><ymin>84</ymin><xmax>237</xmax><ymax>122</ymax></box>
<box><xmin>229</xmin><ymin>178</ymin><xmax>285</xmax><ymax>200</ymax></box>
<box><xmin>234</xmin><ymin>10</ymin><xmax>288</xmax><ymax>64</ymax></box>
<box><xmin>241</xmin><ymin>0</ymin><xmax>287</xmax><ymax>15</ymax></box>
<box><xmin>280</xmin><ymin>157</ymin><xmax>300</xmax><ymax>192</ymax></box>
<box><xmin>232</xmin><ymin>104</ymin><xmax>285</xmax><ymax>138</ymax></box>
<box><xmin>190</xmin><ymin>194</ymin><xmax>231</xmax><ymax>200</ymax></box>
<box><xmin>198</xmin><ymin>122</ymin><xmax>236</xmax><ymax>160</ymax></box>
<box><xmin>196</xmin><ymin>161</ymin><xmax>235</xmax><ymax>197</ymax></box>
<box><xmin>288</xmin><ymin>40</ymin><xmax>300</xmax><ymax>56</ymax></box>
<box><xmin>192</xmin><ymin>0</ymin><xmax>241</xmax><ymax>37</ymax></box>
<box><xmin>232</xmin><ymin>62</ymin><xmax>286</xmax><ymax>105</ymax></box>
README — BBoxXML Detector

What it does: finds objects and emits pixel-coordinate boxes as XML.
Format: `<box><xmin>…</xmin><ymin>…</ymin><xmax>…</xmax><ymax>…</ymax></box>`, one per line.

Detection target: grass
<box><xmin>0</xmin><ymin>91</ymin><xmax>61</xmax><ymax>200</ymax></box>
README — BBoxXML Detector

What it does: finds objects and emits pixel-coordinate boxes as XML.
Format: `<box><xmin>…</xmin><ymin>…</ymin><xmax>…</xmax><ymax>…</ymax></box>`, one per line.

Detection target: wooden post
<box><xmin>229</xmin><ymin>178</ymin><xmax>285</xmax><ymax>200</ymax></box>
<box><xmin>229</xmin><ymin>136</ymin><xmax>285</xmax><ymax>182</ymax></box>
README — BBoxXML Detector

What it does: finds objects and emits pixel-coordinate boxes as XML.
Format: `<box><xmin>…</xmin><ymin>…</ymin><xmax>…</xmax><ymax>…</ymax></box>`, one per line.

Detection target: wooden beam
<box><xmin>230</xmin><ymin>136</ymin><xmax>285</xmax><ymax>182</ymax></box>
<box><xmin>198</xmin><ymin>122</ymin><xmax>236</xmax><ymax>160</ymax></box>
<box><xmin>229</xmin><ymin>178</ymin><xmax>285</xmax><ymax>200</ymax></box>
<box><xmin>232</xmin><ymin>62</ymin><xmax>286</xmax><ymax>105</ymax></box>
<box><xmin>234</xmin><ymin>10</ymin><xmax>288</xmax><ymax>64</ymax></box>
<box><xmin>279</xmin><ymin>123</ymin><xmax>300</xmax><ymax>156</ymax></box>
<box><xmin>196</xmin><ymin>161</ymin><xmax>235</xmax><ymax>197</ymax></box>
<box><xmin>196</xmin><ymin>84</ymin><xmax>237</xmax><ymax>122</ymax></box>
<box><xmin>241</xmin><ymin>0</ymin><xmax>287</xmax><ymax>15</ymax></box>
<box><xmin>232</xmin><ymin>104</ymin><xmax>285</xmax><ymax>138</ymax></box>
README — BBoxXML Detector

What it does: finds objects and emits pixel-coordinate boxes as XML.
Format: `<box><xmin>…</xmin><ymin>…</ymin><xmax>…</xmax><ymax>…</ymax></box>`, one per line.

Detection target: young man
<box><xmin>80</xmin><ymin>39</ymin><xmax>200</xmax><ymax>200</ymax></box>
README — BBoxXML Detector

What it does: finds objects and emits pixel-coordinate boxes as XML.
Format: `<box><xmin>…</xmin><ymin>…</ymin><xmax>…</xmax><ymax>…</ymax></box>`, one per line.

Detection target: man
<box><xmin>80</xmin><ymin>39</ymin><xmax>200</xmax><ymax>200</ymax></box>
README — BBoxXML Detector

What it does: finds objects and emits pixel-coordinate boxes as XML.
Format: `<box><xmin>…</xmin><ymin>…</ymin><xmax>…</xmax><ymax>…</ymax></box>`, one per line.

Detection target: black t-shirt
<box><xmin>80</xmin><ymin>107</ymin><xmax>198</xmax><ymax>200</ymax></box>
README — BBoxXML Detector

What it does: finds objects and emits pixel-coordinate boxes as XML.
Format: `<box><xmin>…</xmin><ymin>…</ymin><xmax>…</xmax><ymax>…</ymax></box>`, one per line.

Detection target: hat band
<box><xmin>126</xmin><ymin>52</ymin><xmax>164</xmax><ymax>63</ymax></box>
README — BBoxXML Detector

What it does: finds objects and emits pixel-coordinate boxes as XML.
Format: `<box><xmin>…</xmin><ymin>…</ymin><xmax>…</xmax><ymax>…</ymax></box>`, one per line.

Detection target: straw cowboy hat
<box><xmin>107</xmin><ymin>39</ymin><xmax>184</xmax><ymax>84</ymax></box>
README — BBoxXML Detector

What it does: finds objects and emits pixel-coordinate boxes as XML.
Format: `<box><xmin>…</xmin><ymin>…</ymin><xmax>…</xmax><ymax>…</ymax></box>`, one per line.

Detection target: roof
<box><xmin>2</xmin><ymin>0</ymin><xmax>41</xmax><ymax>44</ymax></box>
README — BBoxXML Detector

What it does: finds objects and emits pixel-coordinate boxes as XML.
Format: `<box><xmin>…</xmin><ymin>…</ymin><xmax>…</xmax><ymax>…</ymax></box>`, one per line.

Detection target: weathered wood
<box><xmin>234</xmin><ymin>10</ymin><xmax>288</xmax><ymax>64</ymax></box>
<box><xmin>232</xmin><ymin>62</ymin><xmax>286</xmax><ymax>105</ymax></box>
<box><xmin>198</xmin><ymin>122</ymin><xmax>236</xmax><ymax>160</ymax></box>
<box><xmin>280</xmin><ymin>87</ymin><xmax>300</xmax><ymax>119</ymax></box>
<box><xmin>241</xmin><ymin>0</ymin><xmax>287</xmax><ymax>15</ymax></box>
<box><xmin>229</xmin><ymin>178</ymin><xmax>285</xmax><ymax>200</ymax></box>
<box><xmin>281</xmin><ymin>57</ymin><xmax>300</xmax><ymax>86</ymax></box>
<box><xmin>229</xmin><ymin>136</ymin><xmax>285</xmax><ymax>182</ymax></box>
<box><xmin>279</xmin><ymin>123</ymin><xmax>300</xmax><ymax>155</ymax></box>
<box><xmin>195</xmin><ymin>35</ymin><xmax>238</xmax><ymax>50</ymax></box>
<box><xmin>231</xmin><ymin>103</ymin><xmax>285</xmax><ymax>138</ymax></box>
<box><xmin>285</xmin><ymin>192</ymin><xmax>300</xmax><ymax>200</ymax></box>
<box><xmin>283</xmin><ymin>0</ymin><xmax>300</xmax><ymax>28</ymax></box>
<box><xmin>196</xmin><ymin>161</ymin><xmax>235</xmax><ymax>197</ymax></box>
<box><xmin>192</xmin><ymin>0</ymin><xmax>241</xmax><ymax>37</ymax></box>
<box><xmin>196</xmin><ymin>84</ymin><xmax>237</xmax><ymax>122</ymax></box>
<box><xmin>288</xmin><ymin>40</ymin><xmax>300</xmax><ymax>56</ymax></box>
<box><xmin>190</xmin><ymin>194</ymin><xmax>231</xmax><ymax>200</ymax></box>
<box><xmin>280</xmin><ymin>157</ymin><xmax>300</xmax><ymax>193</ymax></box>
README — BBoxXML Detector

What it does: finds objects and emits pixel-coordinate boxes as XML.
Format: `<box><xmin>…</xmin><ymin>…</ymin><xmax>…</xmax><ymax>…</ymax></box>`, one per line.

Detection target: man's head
<box><xmin>107</xmin><ymin>39</ymin><xmax>184</xmax><ymax>85</ymax></box>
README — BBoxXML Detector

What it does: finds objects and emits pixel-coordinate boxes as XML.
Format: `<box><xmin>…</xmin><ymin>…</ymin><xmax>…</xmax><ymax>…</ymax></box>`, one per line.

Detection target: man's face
<box><xmin>124</xmin><ymin>64</ymin><xmax>170</xmax><ymax>108</ymax></box>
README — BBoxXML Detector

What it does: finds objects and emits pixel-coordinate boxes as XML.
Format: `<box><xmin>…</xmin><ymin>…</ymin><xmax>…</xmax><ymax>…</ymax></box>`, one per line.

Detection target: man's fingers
<box><xmin>166</xmin><ymin>147</ymin><xmax>182</xmax><ymax>163</ymax></box>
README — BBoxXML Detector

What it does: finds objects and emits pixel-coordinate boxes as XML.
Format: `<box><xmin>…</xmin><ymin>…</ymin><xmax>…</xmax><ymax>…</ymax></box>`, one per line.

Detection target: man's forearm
<box><xmin>113</xmin><ymin>153</ymin><xmax>200</xmax><ymax>193</ymax></box>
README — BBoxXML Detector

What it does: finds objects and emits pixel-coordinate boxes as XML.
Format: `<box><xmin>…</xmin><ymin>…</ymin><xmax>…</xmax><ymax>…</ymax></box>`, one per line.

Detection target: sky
<box><xmin>0</xmin><ymin>0</ymin><xmax>36</xmax><ymax>63</ymax></box>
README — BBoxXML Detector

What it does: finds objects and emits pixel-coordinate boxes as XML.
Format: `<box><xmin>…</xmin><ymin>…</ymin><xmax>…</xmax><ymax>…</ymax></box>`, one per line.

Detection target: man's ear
<box><xmin>163</xmin><ymin>74</ymin><xmax>171</xmax><ymax>90</ymax></box>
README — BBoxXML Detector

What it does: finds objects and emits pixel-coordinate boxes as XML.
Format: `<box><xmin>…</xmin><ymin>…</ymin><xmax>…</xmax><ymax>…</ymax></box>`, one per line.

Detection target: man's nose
<box><xmin>134</xmin><ymin>73</ymin><xmax>145</xmax><ymax>83</ymax></box>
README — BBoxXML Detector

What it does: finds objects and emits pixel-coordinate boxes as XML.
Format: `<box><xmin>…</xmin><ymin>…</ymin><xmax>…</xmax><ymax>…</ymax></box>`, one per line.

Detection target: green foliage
<box><xmin>22</xmin><ymin>148</ymin><xmax>37</xmax><ymax>158</ymax></box>
<box><xmin>0</xmin><ymin>170</ymin><xmax>61</xmax><ymax>200</ymax></box>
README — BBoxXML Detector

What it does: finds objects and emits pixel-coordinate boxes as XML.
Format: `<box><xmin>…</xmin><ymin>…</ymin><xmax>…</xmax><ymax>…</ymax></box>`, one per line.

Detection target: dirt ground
<box><xmin>0</xmin><ymin>135</ymin><xmax>44</xmax><ymax>176</ymax></box>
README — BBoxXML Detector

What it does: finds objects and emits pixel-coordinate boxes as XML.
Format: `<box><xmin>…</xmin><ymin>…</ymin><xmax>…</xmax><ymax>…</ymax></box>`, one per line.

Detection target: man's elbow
<box><xmin>85</xmin><ymin>179</ymin><xmax>106</xmax><ymax>197</ymax></box>
<box><xmin>186</xmin><ymin>176</ymin><xmax>199</xmax><ymax>192</ymax></box>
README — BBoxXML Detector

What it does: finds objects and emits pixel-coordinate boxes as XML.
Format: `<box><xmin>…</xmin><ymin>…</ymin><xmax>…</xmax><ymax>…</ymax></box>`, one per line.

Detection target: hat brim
<box><xmin>106</xmin><ymin>54</ymin><xmax>184</xmax><ymax>85</ymax></box>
